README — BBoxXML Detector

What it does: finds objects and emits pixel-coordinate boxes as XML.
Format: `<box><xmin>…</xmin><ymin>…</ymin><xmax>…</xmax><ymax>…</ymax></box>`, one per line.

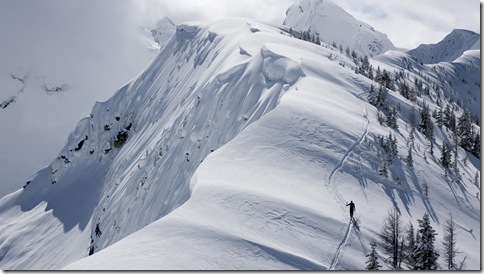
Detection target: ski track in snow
<box><xmin>324</xmin><ymin>102</ymin><xmax>370</xmax><ymax>269</ymax></box>
<box><xmin>326</xmin><ymin>105</ymin><xmax>370</xmax><ymax>210</ymax></box>
<box><xmin>329</xmin><ymin>220</ymin><xmax>352</xmax><ymax>270</ymax></box>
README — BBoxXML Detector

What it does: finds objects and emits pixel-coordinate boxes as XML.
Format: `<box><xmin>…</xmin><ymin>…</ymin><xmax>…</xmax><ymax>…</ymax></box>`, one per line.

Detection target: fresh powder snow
<box><xmin>0</xmin><ymin>3</ymin><xmax>480</xmax><ymax>271</ymax></box>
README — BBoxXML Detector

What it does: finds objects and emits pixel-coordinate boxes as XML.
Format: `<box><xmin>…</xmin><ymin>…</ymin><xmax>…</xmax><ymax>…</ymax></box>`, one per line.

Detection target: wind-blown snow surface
<box><xmin>407</xmin><ymin>29</ymin><xmax>480</xmax><ymax>64</ymax></box>
<box><xmin>0</xmin><ymin>18</ymin><xmax>480</xmax><ymax>270</ymax></box>
<box><xmin>283</xmin><ymin>0</ymin><xmax>395</xmax><ymax>57</ymax></box>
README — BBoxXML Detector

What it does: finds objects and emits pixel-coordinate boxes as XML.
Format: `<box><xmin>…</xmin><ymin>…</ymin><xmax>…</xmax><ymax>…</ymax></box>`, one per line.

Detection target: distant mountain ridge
<box><xmin>283</xmin><ymin>0</ymin><xmax>395</xmax><ymax>57</ymax></box>
<box><xmin>407</xmin><ymin>29</ymin><xmax>480</xmax><ymax>64</ymax></box>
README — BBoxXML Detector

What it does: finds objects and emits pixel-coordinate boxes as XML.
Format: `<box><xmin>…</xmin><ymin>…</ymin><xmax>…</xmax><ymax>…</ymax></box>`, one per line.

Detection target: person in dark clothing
<box><xmin>346</xmin><ymin>201</ymin><xmax>355</xmax><ymax>220</ymax></box>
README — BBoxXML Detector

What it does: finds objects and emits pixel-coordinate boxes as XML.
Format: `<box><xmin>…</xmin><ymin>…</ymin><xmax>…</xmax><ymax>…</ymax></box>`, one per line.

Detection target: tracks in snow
<box><xmin>326</xmin><ymin>106</ymin><xmax>370</xmax><ymax>210</ymax></box>
<box><xmin>324</xmin><ymin>105</ymin><xmax>370</xmax><ymax>269</ymax></box>
<box><xmin>329</xmin><ymin>220</ymin><xmax>352</xmax><ymax>270</ymax></box>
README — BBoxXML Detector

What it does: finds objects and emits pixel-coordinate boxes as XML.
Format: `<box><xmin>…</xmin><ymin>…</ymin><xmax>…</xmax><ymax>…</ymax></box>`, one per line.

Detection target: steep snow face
<box><xmin>139</xmin><ymin>17</ymin><xmax>176</xmax><ymax>51</ymax></box>
<box><xmin>65</xmin><ymin>26</ymin><xmax>480</xmax><ymax>270</ymax></box>
<box><xmin>407</xmin><ymin>29</ymin><xmax>480</xmax><ymax>64</ymax></box>
<box><xmin>0</xmin><ymin>22</ymin><xmax>169</xmax><ymax>199</ymax></box>
<box><xmin>283</xmin><ymin>0</ymin><xmax>395</xmax><ymax>57</ymax></box>
<box><xmin>0</xmin><ymin>18</ymin><xmax>305</xmax><ymax>269</ymax></box>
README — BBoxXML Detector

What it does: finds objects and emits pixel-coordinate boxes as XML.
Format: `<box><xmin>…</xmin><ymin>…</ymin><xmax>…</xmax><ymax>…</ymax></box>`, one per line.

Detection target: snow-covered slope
<box><xmin>64</xmin><ymin>20</ymin><xmax>479</xmax><ymax>270</ymax></box>
<box><xmin>407</xmin><ymin>29</ymin><xmax>480</xmax><ymax>64</ymax></box>
<box><xmin>0</xmin><ymin>17</ymin><xmax>175</xmax><ymax>198</ymax></box>
<box><xmin>283</xmin><ymin>0</ymin><xmax>395</xmax><ymax>57</ymax></box>
<box><xmin>0</xmin><ymin>18</ymin><xmax>480</xmax><ymax>270</ymax></box>
<box><xmin>431</xmin><ymin>50</ymin><xmax>481</xmax><ymax>119</ymax></box>
<box><xmin>0</xmin><ymin>18</ymin><xmax>305</xmax><ymax>269</ymax></box>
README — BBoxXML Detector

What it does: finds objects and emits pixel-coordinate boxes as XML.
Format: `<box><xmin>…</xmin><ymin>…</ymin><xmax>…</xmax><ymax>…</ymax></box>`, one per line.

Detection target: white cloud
<box><xmin>332</xmin><ymin>0</ymin><xmax>480</xmax><ymax>49</ymax></box>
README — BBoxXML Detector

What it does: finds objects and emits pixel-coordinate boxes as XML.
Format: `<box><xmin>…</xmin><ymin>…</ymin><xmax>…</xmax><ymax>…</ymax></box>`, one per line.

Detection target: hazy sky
<box><xmin>135</xmin><ymin>0</ymin><xmax>480</xmax><ymax>49</ymax></box>
<box><xmin>1</xmin><ymin>0</ymin><xmax>479</xmax><ymax>55</ymax></box>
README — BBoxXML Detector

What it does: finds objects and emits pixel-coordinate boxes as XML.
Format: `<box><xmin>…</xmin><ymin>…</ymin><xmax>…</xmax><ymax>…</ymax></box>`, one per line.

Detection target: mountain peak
<box><xmin>139</xmin><ymin>16</ymin><xmax>176</xmax><ymax>51</ymax></box>
<box><xmin>407</xmin><ymin>29</ymin><xmax>480</xmax><ymax>64</ymax></box>
<box><xmin>283</xmin><ymin>0</ymin><xmax>395</xmax><ymax>57</ymax></box>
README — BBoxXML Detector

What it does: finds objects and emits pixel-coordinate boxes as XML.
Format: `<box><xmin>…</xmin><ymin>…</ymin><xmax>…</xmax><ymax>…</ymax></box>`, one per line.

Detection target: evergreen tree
<box><xmin>443</xmin><ymin>104</ymin><xmax>456</xmax><ymax>131</ymax></box>
<box><xmin>457</xmin><ymin>110</ymin><xmax>474</xmax><ymax>151</ymax></box>
<box><xmin>368</xmin><ymin>84</ymin><xmax>388</xmax><ymax>111</ymax></box>
<box><xmin>386</xmin><ymin>106</ymin><xmax>398</xmax><ymax>129</ymax></box>
<box><xmin>472</xmin><ymin>132</ymin><xmax>480</xmax><ymax>159</ymax></box>
<box><xmin>435</xmin><ymin>108</ymin><xmax>444</xmax><ymax>128</ymax></box>
<box><xmin>413</xmin><ymin>213</ymin><xmax>439</xmax><ymax>270</ymax></box>
<box><xmin>422</xmin><ymin>183</ymin><xmax>429</xmax><ymax>197</ymax></box>
<box><xmin>418</xmin><ymin>102</ymin><xmax>434</xmax><ymax>140</ymax></box>
<box><xmin>442</xmin><ymin>215</ymin><xmax>458</xmax><ymax>270</ymax></box>
<box><xmin>375</xmin><ymin>69</ymin><xmax>394</xmax><ymax>90</ymax></box>
<box><xmin>405</xmin><ymin>147</ymin><xmax>413</xmax><ymax>167</ymax></box>
<box><xmin>398</xmin><ymin>82</ymin><xmax>409</xmax><ymax>99</ymax></box>
<box><xmin>440</xmin><ymin>141</ymin><xmax>452</xmax><ymax>171</ymax></box>
<box><xmin>380</xmin><ymin>208</ymin><xmax>403</xmax><ymax>269</ymax></box>
<box><xmin>379</xmin><ymin>133</ymin><xmax>398</xmax><ymax>166</ymax></box>
<box><xmin>366</xmin><ymin>240</ymin><xmax>382</xmax><ymax>270</ymax></box>
<box><xmin>404</xmin><ymin>222</ymin><xmax>416</xmax><ymax>269</ymax></box>
<box><xmin>379</xmin><ymin>160</ymin><xmax>388</xmax><ymax>178</ymax></box>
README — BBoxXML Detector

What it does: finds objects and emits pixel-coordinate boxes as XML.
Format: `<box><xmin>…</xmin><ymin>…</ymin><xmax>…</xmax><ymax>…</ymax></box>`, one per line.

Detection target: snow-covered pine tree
<box><xmin>443</xmin><ymin>104</ymin><xmax>456</xmax><ymax>131</ymax></box>
<box><xmin>435</xmin><ymin>108</ymin><xmax>444</xmax><ymax>128</ymax></box>
<box><xmin>386</xmin><ymin>106</ymin><xmax>398</xmax><ymax>129</ymax></box>
<box><xmin>472</xmin><ymin>132</ymin><xmax>480</xmax><ymax>159</ymax></box>
<box><xmin>398</xmin><ymin>81</ymin><xmax>409</xmax><ymax>100</ymax></box>
<box><xmin>379</xmin><ymin>208</ymin><xmax>403</xmax><ymax>269</ymax></box>
<box><xmin>440</xmin><ymin>141</ymin><xmax>452</xmax><ymax>171</ymax></box>
<box><xmin>413</xmin><ymin>213</ymin><xmax>439</xmax><ymax>270</ymax></box>
<box><xmin>368</xmin><ymin>84</ymin><xmax>388</xmax><ymax>111</ymax></box>
<box><xmin>457</xmin><ymin>109</ymin><xmax>474</xmax><ymax>152</ymax></box>
<box><xmin>381</xmin><ymin>133</ymin><xmax>398</xmax><ymax>164</ymax></box>
<box><xmin>418</xmin><ymin>102</ymin><xmax>433</xmax><ymax>141</ymax></box>
<box><xmin>403</xmin><ymin>222</ymin><xmax>416</xmax><ymax>269</ymax></box>
<box><xmin>366</xmin><ymin>240</ymin><xmax>382</xmax><ymax>270</ymax></box>
<box><xmin>405</xmin><ymin>147</ymin><xmax>413</xmax><ymax>167</ymax></box>
<box><xmin>442</xmin><ymin>215</ymin><xmax>458</xmax><ymax>270</ymax></box>
<box><xmin>379</xmin><ymin>160</ymin><xmax>388</xmax><ymax>178</ymax></box>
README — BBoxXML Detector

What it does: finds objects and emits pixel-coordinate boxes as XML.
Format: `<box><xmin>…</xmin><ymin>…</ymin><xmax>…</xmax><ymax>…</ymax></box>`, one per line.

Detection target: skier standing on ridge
<box><xmin>346</xmin><ymin>201</ymin><xmax>355</xmax><ymax>220</ymax></box>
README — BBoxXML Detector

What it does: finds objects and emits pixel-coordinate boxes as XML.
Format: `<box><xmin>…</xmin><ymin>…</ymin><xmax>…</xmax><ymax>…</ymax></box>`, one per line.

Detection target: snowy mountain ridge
<box><xmin>0</xmin><ymin>3</ymin><xmax>480</xmax><ymax>271</ymax></box>
<box><xmin>0</xmin><ymin>16</ymin><xmax>175</xmax><ymax>198</ymax></box>
<box><xmin>139</xmin><ymin>17</ymin><xmax>176</xmax><ymax>51</ymax></box>
<box><xmin>283</xmin><ymin>0</ymin><xmax>395</xmax><ymax>57</ymax></box>
<box><xmin>407</xmin><ymin>29</ymin><xmax>480</xmax><ymax>64</ymax></box>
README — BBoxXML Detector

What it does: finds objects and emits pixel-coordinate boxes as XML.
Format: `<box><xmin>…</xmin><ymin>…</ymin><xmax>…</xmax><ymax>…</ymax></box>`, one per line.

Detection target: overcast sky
<box><xmin>135</xmin><ymin>0</ymin><xmax>480</xmax><ymax>49</ymax></box>
<box><xmin>0</xmin><ymin>0</ymin><xmax>480</xmax><ymax>56</ymax></box>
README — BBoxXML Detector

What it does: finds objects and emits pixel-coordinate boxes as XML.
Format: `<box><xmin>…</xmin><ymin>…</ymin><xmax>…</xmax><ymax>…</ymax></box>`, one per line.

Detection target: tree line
<box><xmin>365</xmin><ymin>210</ymin><xmax>466</xmax><ymax>270</ymax></box>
